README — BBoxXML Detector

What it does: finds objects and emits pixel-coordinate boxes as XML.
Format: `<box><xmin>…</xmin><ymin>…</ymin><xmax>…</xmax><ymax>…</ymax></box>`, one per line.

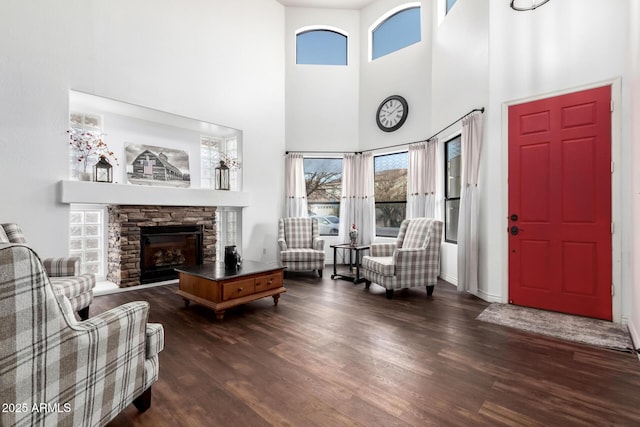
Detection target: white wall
<box><xmin>629</xmin><ymin>0</ymin><xmax>640</xmax><ymax>345</ymax></box>
<box><xmin>359</xmin><ymin>0</ymin><xmax>433</xmax><ymax>151</ymax></box>
<box><xmin>285</xmin><ymin>8</ymin><xmax>360</xmax><ymax>153</ymax></box>
<box><xmin>95</xmin><ymin>112</ymin><xmax>205</xmax><ymax>185</ymax></box>
<box><xmin>485</xmin><ymin>0</ymin><xmax>632</xmax><ymax>321</ymax></box>
<box><xmin>285</xmin><ymin>1</ymin><xmax>433</xmax><ymax>261</ymax></box>
<box><xmin>0</xmin><ymin>0</ymin><xmax>285</xmax><ymax>263</ymax></box>
<box><xmin>431</xmin><ymin>0</ymin><xmax>489</xmax><ymax>284</ymax></box>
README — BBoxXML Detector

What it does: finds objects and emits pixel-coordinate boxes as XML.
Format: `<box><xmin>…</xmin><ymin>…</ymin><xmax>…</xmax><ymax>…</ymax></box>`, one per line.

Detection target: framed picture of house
<box><xmin>125</xmin><ymin>143</ymin><xmax>191</xmax><ymax>188</ymax></box>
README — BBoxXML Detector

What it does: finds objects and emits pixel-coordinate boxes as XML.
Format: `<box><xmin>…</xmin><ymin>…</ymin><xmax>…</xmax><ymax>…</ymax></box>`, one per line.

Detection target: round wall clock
<box><xmin>376</xmin><ymin>95</ymin><xmax>408</xmax><ymax>132</ymax></box>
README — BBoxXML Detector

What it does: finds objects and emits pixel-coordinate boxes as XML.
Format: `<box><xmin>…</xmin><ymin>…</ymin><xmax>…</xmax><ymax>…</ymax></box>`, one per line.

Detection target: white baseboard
<box><xmin>476</xmin><ymin>288</ymin><xmax>502</xmax><ymax>303</ymax></box>
<box><xmin>439</xmin><ymin>273</ymin><xmax>457</xmax><ymax>286</ymax></box>
<box><xmin>628</xmin><ymin>318</ymin><xmax>640</xmax><ymax>351</ymax></box>
<box><xmin>438</xmin><ymin>275</ymin><xmax>501</xmax><ymax>303</ymax></box>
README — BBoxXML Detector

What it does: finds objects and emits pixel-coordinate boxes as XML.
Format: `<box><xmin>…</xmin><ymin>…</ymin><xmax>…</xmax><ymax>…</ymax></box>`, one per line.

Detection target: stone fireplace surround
<box><xmin>107</xmin><ymin>205</ymin><xmax>216</xmax><ymax>287</ymax></box>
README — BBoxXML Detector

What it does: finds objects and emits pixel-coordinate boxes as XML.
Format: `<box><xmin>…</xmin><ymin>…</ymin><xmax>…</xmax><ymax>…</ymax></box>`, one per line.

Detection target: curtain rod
<box><xmin>361</xmin><ymin>107</ymin><xmax>484</xmax><ymax>153</ymax></box>
<box><xmin>285</xmin><ymin>107</ymin><xmax>484</xmax><ymax>156</ymax></box>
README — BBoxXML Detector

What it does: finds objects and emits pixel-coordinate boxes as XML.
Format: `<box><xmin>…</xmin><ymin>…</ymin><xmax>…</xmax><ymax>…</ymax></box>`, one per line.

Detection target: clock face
<box><xmin>376</xmin><ymin>95</ymin><xmax>408</xmax><ymax>132</ymax></box>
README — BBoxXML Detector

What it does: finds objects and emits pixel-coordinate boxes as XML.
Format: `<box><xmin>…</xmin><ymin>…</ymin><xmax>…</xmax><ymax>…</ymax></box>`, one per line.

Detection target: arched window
<box><xmin>446</xmin><ymin>0</ymin><xmax>457</xmax><ymax>14</ymax></box>
<box><xmin>296</xmin><ymin>26</ymin><xmax>348</xmax><ymax>66</ymax></box>
<box><xmin>370</xmin><ymin>3</ymin><xmax>421</xmax><ymax>61</ymax></box>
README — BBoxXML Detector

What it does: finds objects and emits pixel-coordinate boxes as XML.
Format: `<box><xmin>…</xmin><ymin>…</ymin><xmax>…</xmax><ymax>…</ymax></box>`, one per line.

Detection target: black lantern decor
<box><xmin>215</xmin><ymin>160</ymin><xmax>230</xmax><ymax>190</ymax></box>
<box><xmin>94</xmin><ymin>156</ymin><xmax>113</xmax><ymax>183</ymax></box>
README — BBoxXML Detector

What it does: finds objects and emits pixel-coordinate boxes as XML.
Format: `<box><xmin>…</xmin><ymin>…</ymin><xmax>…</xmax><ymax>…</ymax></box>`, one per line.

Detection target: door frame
<box><xmin>500</xmin><ymin>78</ymin><xmax>622</xmax><ymax>323</ymax></box>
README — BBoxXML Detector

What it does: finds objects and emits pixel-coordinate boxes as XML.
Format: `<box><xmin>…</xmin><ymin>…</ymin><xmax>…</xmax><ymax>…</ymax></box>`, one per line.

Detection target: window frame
<box><xmin>368</xmin><ymin>2</ymin><xmax>422</xmax><ymax>61</ymax></box>
<box><xmin>295</xmin><ymin>25</ymin><xmax>349</xmax><ymax>66</ymax></box>
<box><xmin>200</xmin><ymin>134</ymin><xmax>242</xmax><ymax>191</ymax></box>
<box><xmin>444</xmin><ymin>134</ymin><xmax>462</xmax><ymax>244</ymax></box>
<box><xmin>446</xmin><ymin>0</ymin><xmax>457</xmax><ymax>15</ymax></box>
<box><xmin>69</xmin><ymin>112</ymin><xmax>103</xmax><ymax>180</ymax></box>
<box><xmin>373</xmin><ymin>150</ymin><xmax>408</xmax><ymax>238</ymax></box>
<box><xmin>200</xmin><ymin>135</ymin><xmax>222</xmax><ymax>189</ymax></box>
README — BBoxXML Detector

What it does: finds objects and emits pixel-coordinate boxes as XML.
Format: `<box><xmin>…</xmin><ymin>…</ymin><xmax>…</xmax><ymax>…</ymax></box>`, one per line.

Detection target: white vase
<box><xmin>78</xmin><ymin>172</ymin><xmax>91</xmax><ymax>181</ymax></box>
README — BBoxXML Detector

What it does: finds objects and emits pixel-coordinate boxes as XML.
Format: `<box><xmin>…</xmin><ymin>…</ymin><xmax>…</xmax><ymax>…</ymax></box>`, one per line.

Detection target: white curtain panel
<box><xmin>339</xmin><ymin>152</ymin><xmax>375</xmax><ymax>245</ymax></box>
<box><xmin>407</xmin><ymin>138</ymin><xmax>438</xmax><ymax>219</ymax></box>
<box><xmin>433</xmin><ymin>136</ymin><xmax>444</xmax><ymax>221</ymax></box>
<box><xmin>457</xmin><ymin>111</ymin><xmax>484</xmax><ymax>294</ymax></box>
<box><xmin>339</xmin><ymin>153</ymin><xmax>357</xmax><ymax>240</ymax></box>
<box><xmin>284</xmin><ymin>152</ymin><xmax>308</xmax><ymax>217</ymax></box>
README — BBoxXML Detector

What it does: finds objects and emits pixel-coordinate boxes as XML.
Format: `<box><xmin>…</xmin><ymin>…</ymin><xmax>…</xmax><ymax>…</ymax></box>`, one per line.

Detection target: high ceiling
<box><xmin>275</xmin><ymin>0</ymin><xmax>376</xmax><ymax>9</ymax></box>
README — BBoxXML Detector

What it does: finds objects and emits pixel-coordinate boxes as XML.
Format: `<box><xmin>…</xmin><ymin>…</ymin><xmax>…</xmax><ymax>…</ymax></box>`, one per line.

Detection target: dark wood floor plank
<box><xmin>97</xmin><ymin>273</ymin><xmax>640</xmax><ymax>427</ymax></box>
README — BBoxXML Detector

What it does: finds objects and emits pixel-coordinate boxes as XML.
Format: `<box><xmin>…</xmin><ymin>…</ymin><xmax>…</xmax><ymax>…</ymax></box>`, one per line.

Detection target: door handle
<box><xmin>510</xmin><ymin>226</ymin><xmax>520</xmax><ymax>235</ymax></box>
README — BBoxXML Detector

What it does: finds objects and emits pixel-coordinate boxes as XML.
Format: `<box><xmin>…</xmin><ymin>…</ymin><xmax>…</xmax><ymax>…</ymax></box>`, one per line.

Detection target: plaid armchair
<box><xmin>362</xmin><ymin>218</ymin><xmax>443</xmax><ymax>299</ymax></box>
<box><xmin>0</xmin><ymin>243</ymin><xmax>164</xmax><ymax>427</ymax></box>
<box><xmin>0</xmin><ymin>223</ymin><xmax>95</xmax><ymax>320</ymax></box>
<box><xmin>278</xmin><ymin>217</ymin><xmax>325</xmax><ymax>277</ymax></box>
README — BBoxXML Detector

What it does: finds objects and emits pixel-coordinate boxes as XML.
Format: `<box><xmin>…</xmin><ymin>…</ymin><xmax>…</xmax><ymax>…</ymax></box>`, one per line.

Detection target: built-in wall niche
<box><xmin>65</xmin><ymin>91</ymin><xmax>248</xmax><ymax>287</ymax></box>
<box><xmin>68</xmin><ymin>90</ymin><xmax>243</xmax><ymax>190</ymax></box>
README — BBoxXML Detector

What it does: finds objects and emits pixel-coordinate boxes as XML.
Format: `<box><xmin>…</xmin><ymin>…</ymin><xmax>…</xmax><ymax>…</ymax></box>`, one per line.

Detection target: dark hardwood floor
<box><xmin>98</xmin><ymin>270</ymin><xmax>640</xmax><ymax>426</ymax></box>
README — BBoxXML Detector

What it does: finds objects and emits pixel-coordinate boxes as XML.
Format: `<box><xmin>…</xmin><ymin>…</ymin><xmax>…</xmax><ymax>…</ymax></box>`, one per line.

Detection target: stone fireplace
<box><xmin>107</xmin><ymin>205</ymin><xmax>216</xmax><ymax>287</ymax></box>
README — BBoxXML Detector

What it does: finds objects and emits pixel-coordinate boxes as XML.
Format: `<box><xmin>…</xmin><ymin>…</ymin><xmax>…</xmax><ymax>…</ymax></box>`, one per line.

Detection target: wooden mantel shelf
<box><xmin>58</xmin><ymin>180</ymin><xmax>250</xmax><ymax>207</ymax></box>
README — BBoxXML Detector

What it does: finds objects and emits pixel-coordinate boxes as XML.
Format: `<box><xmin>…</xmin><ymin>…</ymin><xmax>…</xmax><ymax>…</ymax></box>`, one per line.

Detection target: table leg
<box><xmin>331</xmin><ymin>246</ymin><xmax>338</xmax><ymax>279</ymax></box>
<box><xmin>215</xmin><ymin>310</ymin><xmax>225</xmax><ymax>320</ymax></box>
<box><xmin>273</xmin><ymin>294</ymin><xmax>280</xmax><ymax>306</ymax></box>
<box><xmin>183</xmin><ymin>298</ymin><xmax>190</xmax><ymax>308</ymax></box>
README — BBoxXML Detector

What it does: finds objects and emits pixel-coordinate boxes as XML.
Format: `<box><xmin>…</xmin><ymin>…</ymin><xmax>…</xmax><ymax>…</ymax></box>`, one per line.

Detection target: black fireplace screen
<box><xmin>140</xmin><ymin>225</ymin><xmax>203</xmax><ymax>283</ymax></box>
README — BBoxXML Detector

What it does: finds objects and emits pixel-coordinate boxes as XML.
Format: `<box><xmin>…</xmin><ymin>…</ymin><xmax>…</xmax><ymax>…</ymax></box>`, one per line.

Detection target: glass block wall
<box><xmin>69</xmin><ymin>206</ymin><xmax>105</xmax><ymax>278</ymax></box>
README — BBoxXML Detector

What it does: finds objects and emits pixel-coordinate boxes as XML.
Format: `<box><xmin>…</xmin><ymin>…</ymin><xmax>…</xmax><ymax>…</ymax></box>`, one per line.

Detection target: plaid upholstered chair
<box><xmin>278</xmin><ymin>217</ymin><xmax>325</xmax><ymax>277</ymax></box>
<box><xmin>0</xmin><ymin>223</ymin><xmax>95</xmax><ymax>320</ymax></box>
<box><xmin>362</xmin><ymin>218</ymin><xmax>443</xmax><ymax>299</ymax></box>
<box><xmin>0</xmin><ymin>242</ymin><xmax>164</xmax><ymax>427</ymax></box>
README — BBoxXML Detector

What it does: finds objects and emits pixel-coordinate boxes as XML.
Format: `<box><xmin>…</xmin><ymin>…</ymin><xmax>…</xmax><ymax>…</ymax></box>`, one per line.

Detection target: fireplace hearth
<box><xmin>140</xmin><ymin>225</ymin><xmax>203</xmax><ymax>284</ymax></box>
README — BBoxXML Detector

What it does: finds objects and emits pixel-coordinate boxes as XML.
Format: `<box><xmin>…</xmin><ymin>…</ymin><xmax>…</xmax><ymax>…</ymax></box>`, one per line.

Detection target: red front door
<box><xmin>508</xmin><ymin>86</ymin><xmax>612</xmax><ymax>320</ymax></box>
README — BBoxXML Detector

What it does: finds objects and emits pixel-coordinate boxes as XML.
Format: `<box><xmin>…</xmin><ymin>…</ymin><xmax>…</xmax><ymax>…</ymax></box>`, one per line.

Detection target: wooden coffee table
<box><xmin>175</xmin><ymin>261</ymin><xmax>286</xmax><ymax>320</ymax></box>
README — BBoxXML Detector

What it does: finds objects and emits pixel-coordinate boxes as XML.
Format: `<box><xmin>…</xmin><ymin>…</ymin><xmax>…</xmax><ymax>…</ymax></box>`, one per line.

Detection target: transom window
<box><xmin>304</xmin><ymin>157</ymin><xmax>343</xmax><ymax>236</ymax></box>
<box><xmin>374</xmin><ymin>152</ymin><xmax>408</xmax><ymax>237</ymax></box>
<box><xmin>296</xmin><ymin>27</ymin><xmax>348</xmax><ymax>66</ymax></box>
<box><xmin>445</xmin><ymin>135</ymin><xmax>461</xmax><ymax>243</ymax></box>
<box><xmin>371</xmin><ymin>3</ymin><xmax>421</xmax><ymax>61</ymax></box>
<box><xmin>446</xmin><ymin>0</ymin><xmax>457</xmax><ymax>14</ymax></box>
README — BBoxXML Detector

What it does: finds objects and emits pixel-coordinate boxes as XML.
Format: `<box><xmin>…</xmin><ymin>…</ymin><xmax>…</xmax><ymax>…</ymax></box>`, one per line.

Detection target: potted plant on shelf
<box><xmin>68</xmin><ymin>129</ymin><xmax>119</xmax><ymax>181</ymax></box>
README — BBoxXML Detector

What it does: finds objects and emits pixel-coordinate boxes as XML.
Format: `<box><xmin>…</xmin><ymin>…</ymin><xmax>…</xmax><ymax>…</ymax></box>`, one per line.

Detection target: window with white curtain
<box><xmin>303</xmin><ymin>157</ymin><xmax>343</xmax><ymax>236</ymax></box>
<box><xmin>69</xmin><ymin>204</ymin><xmax>106</xmax><ymax>279</ymax></box>
<box><xmin>374</xmin><ymin>151</ymin><xmax>408</xmax><ymax>237</ymax></box>
<box><xmin>445</xmin><ymin>135</ymin><xmax>462</xmax><ymax>243</ymax></box>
